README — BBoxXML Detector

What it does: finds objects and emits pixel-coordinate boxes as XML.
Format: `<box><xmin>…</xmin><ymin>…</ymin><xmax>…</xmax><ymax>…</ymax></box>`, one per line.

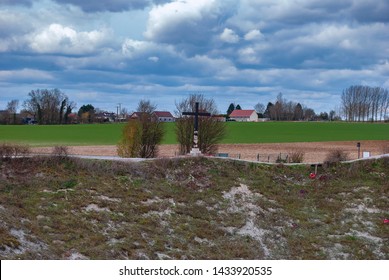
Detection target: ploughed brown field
<box><xmin>31</xmin><ymin>140</ymin><xmax>389</xmax><ymax>163</ymax></box>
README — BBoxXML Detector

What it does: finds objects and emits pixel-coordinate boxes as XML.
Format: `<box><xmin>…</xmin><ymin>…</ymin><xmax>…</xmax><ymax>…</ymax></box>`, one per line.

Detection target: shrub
<box><xmin>289</xmin><ymin>150</ymin><xmax>305</xmax><ymax>163</ymax></box>
<box><xmin>325</xmin><ymin>149</ymin><xmax>348</xmax><ymax>163</ymax></box>
<box><xmin>52</xmin><ymin>146</ymin><xmax>69</xmax><ymax>157</ymax></box>
<box><xmin>117</xmin><ymin>120</ymin><xmax>142</xmax><ymax>158</ymax></box>
<box><xmin>0</xmin><ymin>143</ymin><xmax>31</xmax><ymax>159</ymax></box>
<box><xmin>117</xmin><ymin>100</ymin><xmax>164</xmax><ymax>158</ymax></box>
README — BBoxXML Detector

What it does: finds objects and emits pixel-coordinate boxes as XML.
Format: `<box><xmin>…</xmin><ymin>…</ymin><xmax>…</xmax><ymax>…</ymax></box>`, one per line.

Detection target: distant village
<box><xmin>0</xmin><ymin>106</ymin><xmax>268</xmax><ymax>125</ymax></box>
<box><xmin>1</xmin><ymin>85</ymin><xmax>388</xmax><ymax>125</ymax></box>
<box><xmin>0</xmin><ymin>90</ymin><xmax>338</xmax><ymax>125</ymax></box>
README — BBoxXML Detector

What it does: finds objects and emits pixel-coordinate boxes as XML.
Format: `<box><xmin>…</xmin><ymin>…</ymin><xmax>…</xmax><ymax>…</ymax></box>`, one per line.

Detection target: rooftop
<box><xmin>229</xmin><ymin>109</ymin><xmax>256</xmax><ymax>118</ymax></box>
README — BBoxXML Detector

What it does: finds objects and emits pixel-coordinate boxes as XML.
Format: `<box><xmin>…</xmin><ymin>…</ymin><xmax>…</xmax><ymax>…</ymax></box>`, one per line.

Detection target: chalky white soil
<box><xmin>32</xmin><ymin>140</ymin><xmax>389</xmax><ymax>163</ymax></box>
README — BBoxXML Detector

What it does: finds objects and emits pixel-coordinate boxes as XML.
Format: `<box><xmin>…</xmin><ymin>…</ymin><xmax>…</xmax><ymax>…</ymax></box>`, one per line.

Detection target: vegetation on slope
<box><xmin>0</xmin><ymin>156</ymin><xmax>388</xmax><ymax>259</ymax></box>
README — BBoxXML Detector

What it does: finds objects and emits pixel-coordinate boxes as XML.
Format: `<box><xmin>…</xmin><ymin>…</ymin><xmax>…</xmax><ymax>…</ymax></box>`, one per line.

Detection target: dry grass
<box><xmin>0</xmin><ymin>143</ymin><xmax>30</xmax><ymax>159</ymax></box>
<box><xmin>325</xmin><ymin>149</ymin><xmax>349</xmax><ymax>163</ymax></box>
<box><xmin>0</xmin><ymin>156</ymin><xmax>388</xmax><ymax>260</ymax></box>
<box><xmin>288</xmin><ymin>150</ymin><xmax>305</xmax><ymax>163</ymax></box>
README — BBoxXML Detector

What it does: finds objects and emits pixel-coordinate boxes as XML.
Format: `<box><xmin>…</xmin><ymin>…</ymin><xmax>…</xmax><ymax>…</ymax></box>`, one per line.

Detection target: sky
<box><xmin>0</xmin><ymin>0</ymin><xmax>388</xmax><ymax>114</ymax></box>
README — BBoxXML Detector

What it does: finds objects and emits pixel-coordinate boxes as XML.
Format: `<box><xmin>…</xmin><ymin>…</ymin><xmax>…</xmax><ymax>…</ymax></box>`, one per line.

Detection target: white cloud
<box><xmin>148</xmin><ymin>56</ymin><xmax>159</xmax><ymax>62</ymax></box>
<box><xmin>238</xmin><ymin>47</ymin><xmax>260</xmax><ymax>64</ymax></box>
<box><xmin>244</xmin><ymin>29</ymin><xmax>263</xmax><ymax>41</ymax></box>
<box><xmin>28</xmin><ymin>24</ymin><xmax>112</xmax><ymax>55</ymax></box>
<box><xmin>121</xmin><ymin>38</ymin><xmax>175</xmax><ymax>59</ymax></box>
<box><xmin>144</xmin><ymin>0</ymin><xmax>217</xmax><ymax>41</ymax></box>
<box><xmin>220</xmin><ymin>28</ymin><xmax>239</xmax><ymax>43</ymax></box>
<box><xmin>0</xmin><ymin>68</ymin><xmax>54</xmax><ymax>81</ymax></box>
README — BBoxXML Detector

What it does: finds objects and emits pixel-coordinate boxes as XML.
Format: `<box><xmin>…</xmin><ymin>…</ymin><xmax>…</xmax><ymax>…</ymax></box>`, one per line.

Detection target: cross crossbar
<box><xmin>182</xmin><ymin>102</ymin><xmax>211</xmax><ymax>131</ymax></box>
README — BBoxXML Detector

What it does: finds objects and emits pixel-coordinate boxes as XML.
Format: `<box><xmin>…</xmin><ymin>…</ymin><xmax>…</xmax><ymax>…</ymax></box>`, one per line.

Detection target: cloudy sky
<box><xmin>0</xmin><ymin>0</ymin><xmax>388</xmax><ymax>114</ymax></box>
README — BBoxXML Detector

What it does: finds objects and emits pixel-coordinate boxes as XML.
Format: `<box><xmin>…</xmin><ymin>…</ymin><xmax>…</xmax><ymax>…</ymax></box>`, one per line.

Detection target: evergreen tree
<box><xmin>236</xmin><ymin>104</ymin><xmax>242</xmax><ymax>110</ymax></box>
<box><xmin>227</xmin><ymin>103</ymin><xmax>235</xmax><ymax>115</ymax></box>
<box><xmin>263</xmin><ymin>102</ymin><xmax>273</xmax><ymax>118</ymax></box>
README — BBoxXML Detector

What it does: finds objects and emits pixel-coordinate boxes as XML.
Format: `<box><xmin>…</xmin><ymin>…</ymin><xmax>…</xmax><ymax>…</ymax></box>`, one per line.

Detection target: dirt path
<box><xmin>32</xmin><ymin>140</ymin><xmax>389</xmax><ymax>163</ymax></box>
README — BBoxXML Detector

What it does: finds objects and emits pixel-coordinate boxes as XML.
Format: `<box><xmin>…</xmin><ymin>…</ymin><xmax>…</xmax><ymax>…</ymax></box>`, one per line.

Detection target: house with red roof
<box><xmin>229</xmin><ymin>109</ymin><xmax>258</xmax><ymax>122</ymax></box>
<box><xmin>153</xmin><ymin>111</ymin><xmax>175</xmax><ymax>122</ymax></box>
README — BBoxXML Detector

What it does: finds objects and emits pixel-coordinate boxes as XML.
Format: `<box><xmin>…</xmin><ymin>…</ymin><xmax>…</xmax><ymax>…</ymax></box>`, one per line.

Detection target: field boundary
<box><xmin>21</xmin><ymin>152</ymin><xmax>389</xmax><ymax>166</ymax></box>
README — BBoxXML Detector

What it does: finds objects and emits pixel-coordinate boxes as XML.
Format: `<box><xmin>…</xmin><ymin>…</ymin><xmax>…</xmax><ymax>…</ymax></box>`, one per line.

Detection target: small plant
<box><xmin>62</xmin><ymin>179</ymin><xmax>78</xmax><ymax>189</ymax></box>
<box><xmin>289</xmin><ymin>150</ymin><xmax>305</xmax><ymax>163</ymax></box>
<box><xmin>325</xmin><ymin>149</ymin><xmax>348</xmax><ymax>163</ymax></box>
<box><xmin>52</xmin><ymin>146</ymin><xmax>69</xmax><ymax>158</ymax></box>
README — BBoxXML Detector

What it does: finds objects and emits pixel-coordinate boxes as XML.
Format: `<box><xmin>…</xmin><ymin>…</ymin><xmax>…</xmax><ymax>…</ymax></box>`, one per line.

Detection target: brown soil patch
<box><xmin>31</xmin><ymin>140</ymin><xmax>389</xmax><ymax>163</ymax></box>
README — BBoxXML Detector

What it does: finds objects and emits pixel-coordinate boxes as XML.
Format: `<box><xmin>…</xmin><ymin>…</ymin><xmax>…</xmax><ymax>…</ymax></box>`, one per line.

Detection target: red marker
<box><xmin>309</xmin><ymin>173</ymin><xmax>316</xmax><ymax>179</ymax></box>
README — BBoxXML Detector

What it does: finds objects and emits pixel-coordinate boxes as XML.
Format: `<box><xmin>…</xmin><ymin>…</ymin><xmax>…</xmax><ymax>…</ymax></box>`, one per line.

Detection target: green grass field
<box><xmin>0</xmin><ymin>122</ymin><xmax>388</xmax><ymax>146</ymax></box>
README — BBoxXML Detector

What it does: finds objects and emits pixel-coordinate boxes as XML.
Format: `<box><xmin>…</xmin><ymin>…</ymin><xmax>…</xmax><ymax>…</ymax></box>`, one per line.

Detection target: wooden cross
<box><xmin>182</xmin><ymin>102</ymin><xmax>211</xmax><ymax>150</ymax></box>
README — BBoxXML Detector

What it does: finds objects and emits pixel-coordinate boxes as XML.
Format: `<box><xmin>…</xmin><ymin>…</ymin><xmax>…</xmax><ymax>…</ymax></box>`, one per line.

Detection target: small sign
<box><xmin>362</xmin><ymin>151</ymin><xmax>371</xmax><ymax>158</ymax></box>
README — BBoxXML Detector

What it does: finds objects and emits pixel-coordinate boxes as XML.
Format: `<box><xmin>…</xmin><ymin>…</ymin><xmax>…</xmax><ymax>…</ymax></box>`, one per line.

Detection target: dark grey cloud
<box><xmin>350</xmin><ymin>1</ymin><xmax>389</xmax><ymax>23</ymax></box>
<box><xmin>0</xmin><ymin>0</ymin><xmax>171</xmax><ymax>12</ymax></box>
<box><xmin>53</xmin><ymin>0</ymin><xmax>171</xmax><ymax>12</ymax></box>
<box><xmin>0</xmin><ymin>0</ymin><xmax>32</xmax><ymax>6</ymax></box>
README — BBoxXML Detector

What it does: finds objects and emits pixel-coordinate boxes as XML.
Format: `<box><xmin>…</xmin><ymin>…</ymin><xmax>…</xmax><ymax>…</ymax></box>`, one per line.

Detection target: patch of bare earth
<box><xmin>31</xmin><ymin>140</ymin><xmax>389</xmax><ymax>163</ymax></box>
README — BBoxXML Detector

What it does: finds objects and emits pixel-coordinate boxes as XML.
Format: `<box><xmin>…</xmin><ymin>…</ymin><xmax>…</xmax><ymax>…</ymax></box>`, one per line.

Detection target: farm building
<box><xmin>229</xmin><ymin>109</ymin><xmax>258</xmax><ymax>122</ymax></box>
<box><xmin>130</xmin><ymin>111</ymin><xmax>175</xmax><ymax>122</ymax></box>
<box><xmin>153</xmin><ymin>111</ymin><xmax>175</xmax><ymax>122</ymax></box>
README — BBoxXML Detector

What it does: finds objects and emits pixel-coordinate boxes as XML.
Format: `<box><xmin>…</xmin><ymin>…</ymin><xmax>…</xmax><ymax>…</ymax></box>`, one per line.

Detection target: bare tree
<box><xmin>254</xmin><ymin>102</ymin><xmax>265</xmax><ymax>114</ymax></box>
<box><xmin>175</xmin><ymin>94</ymin><xmax>226</xmax><ymax>155</ymax></box>
<box><xmin>341</xmin><ymin>85</ymin><xmax>389</xmax><ymax>122</ymax></box>
<box><xmin>5</xmin><ymin>99</ymin><xmax>19</xmax><ymax>124</ymax></box>
<box><xmin>23</xmin><ymin>89</ymin><xmax>74</xmax><ymax>124</ymax></box>
<box><xmin>137</xmin><ymin>100</ymin><xmax>156</xmax><ymax>114</ymax></box>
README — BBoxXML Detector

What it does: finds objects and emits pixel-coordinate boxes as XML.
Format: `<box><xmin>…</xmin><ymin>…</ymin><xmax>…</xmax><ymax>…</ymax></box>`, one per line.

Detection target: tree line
<box><xmin>0</xmin><ymin>89</ymin><xmax>76</xmax><ymax>125</ymax></box>
<box><xmin>341</xmin><ymin>85</ymin><xmax>389</xmax><ymax>122</ymax></box>
<box><xmin>231</xmin><ymin>93</ymin><xmax>337</xmax><ymax>121</ymax></box>
<box><xmin>1</xmin><ymin>85</ymin><xmax>388</xmax><ymax>125</ymax></box>
<box><xmin>0</xmin><ymin>89</ymin><xmax>119</xmax><ymax>125</ymax></box>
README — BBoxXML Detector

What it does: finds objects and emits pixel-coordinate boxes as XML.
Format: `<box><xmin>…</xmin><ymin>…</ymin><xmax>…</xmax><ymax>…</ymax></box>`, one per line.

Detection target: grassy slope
<box><xmin>0</xmin><ymin>156</ymin><xmax>388</xmax><ymax>260</ymax></box>
<box><xmin>0</xmin><ymin>122</ymin><xmax>388</xmax><ymax>146</ymax></box>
